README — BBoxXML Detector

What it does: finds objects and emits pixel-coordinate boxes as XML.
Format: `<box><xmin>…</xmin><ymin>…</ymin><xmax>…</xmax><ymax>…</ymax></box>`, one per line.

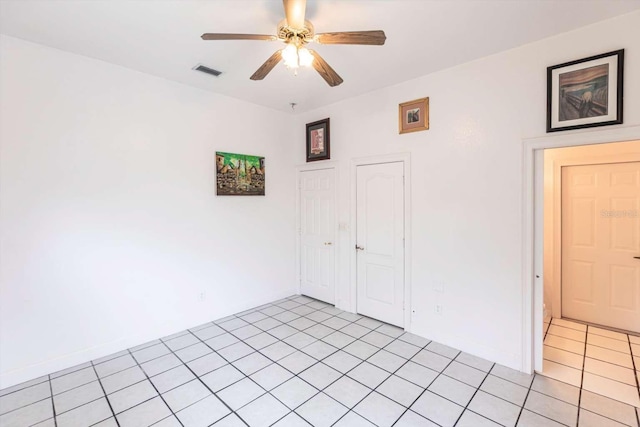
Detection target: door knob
<box><xmin>355</xmin><ymin>245</ymin><xmax>364</xmax><ymax>251</ymax></box>
<box><xmin>324</xmin><ymin>242</ymin><xmax>333</xmax><ymax>246</ymax></box>
<box><xmin>635</xmin><ymin>256</ymin><xmax>640</xmax><ymax>259</ymax></box>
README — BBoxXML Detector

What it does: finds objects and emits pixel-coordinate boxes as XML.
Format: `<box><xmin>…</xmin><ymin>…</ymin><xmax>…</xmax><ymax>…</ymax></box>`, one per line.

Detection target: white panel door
<box><xmin>562</xmin><ymin>162</ymin><xmax>640</xmax><ymax>332</ymax></box>
<box><xmin>356</xmin><ymin>162</ymin><xmax>404</xmax><ymax>326</ymax></box>
<box><xmin>300</xmin><ymin>168</ymin><xmax>336</xmax><ymax>304</ymax></box>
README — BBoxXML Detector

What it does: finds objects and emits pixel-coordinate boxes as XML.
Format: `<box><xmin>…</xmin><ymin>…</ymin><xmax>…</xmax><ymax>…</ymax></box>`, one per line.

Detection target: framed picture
<box><xmin>399</xmin><ymin>97</ymin><xmax>429</xmax><ymax>134</ymax></box>
<box><xmin>216</xmin><ymin>151</ymin><xmax>265</xmax><ymax>196</ymax></box>
<box><xmin>547</xmin><ymin>49</ymin><xmax>624</xmax><ymax>132</ymax></box>
<box><xmin>306</xmin><ymin>118</ymin><xmax>330</xmax><ymax>162</ymax></box>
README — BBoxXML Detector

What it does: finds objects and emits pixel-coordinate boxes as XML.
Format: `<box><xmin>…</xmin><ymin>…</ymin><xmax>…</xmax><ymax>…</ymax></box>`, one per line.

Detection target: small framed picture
<box><xmin>399</xmin><ymin>97</ymin><xmax>429</xmax><ymax>134</ymax></box>
<box><xmin>547</xmin><ymin>49</ymin><xmax>624</xmax><ymax>132</ymax></box>
<box><xmin>306</xmin><ymin>118</ymin><xmax>330</xmax><ymax>162</ymax></box>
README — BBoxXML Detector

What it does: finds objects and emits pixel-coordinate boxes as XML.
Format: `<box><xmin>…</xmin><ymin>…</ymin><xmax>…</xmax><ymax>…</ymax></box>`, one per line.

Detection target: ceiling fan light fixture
<box><xmin>282</xmin><ymin>44</ymin><xmax>314</xmax><ymax>69</ymax></box>
<box><xmin>282</xmin><ymin>43</ymin><xmax>299</xmax><ymax>68</ymax></box>
<box><xmin>298</xmin><ymin>47</ymin><xmax>314</xmax><ymax>67</ymax></box>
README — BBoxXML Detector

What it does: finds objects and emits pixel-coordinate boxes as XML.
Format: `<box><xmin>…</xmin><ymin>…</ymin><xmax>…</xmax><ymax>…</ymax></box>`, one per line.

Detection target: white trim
<box><xmin>522</xmin><ymin>125</ymin><xmax>640</xmax><ymax>374</ymax></box>
<box><xmin>350</xmin><ymin>153</ymin><xmax>412</xmax><ymax>331</ymax></box>
<box><xmin>295</xmin><ymin>161</ymin><xmax>340</xmax><ymax>305</ymax></box>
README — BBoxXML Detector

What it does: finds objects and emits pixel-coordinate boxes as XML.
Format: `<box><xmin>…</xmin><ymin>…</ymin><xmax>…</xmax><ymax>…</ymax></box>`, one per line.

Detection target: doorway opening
<box><xmin>540</xmin><ymin>140</ymin><xmax>640</xmax><ymax>408</ymax></box>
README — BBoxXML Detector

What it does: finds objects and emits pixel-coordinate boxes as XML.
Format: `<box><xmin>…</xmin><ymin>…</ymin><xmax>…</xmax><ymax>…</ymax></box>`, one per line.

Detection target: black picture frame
<box><xmin>306</xmin><ymin>118</ymin><xmax>331</xmax><ymax>162</ymax></box>
<box><xmin>547</xmin><ymin>49</ymin><xmax>624</xmax><ymax>132</ymax></box>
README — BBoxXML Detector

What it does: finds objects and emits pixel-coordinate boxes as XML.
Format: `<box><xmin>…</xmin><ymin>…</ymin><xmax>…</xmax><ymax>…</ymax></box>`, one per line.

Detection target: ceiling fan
<box><xmin>201</xmin><ymin>0</ymin><xmax>386</xmax><ymax>87</ymax></box>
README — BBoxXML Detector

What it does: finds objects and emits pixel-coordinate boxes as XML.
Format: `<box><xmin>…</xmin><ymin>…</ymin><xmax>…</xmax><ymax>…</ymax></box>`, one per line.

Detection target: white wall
<box><xmin>2</xmin><ymin>10</ymin><xmax>639</xmax><ymax>388</ymax></box>
<box><xmin>0</xmin><ymin>36</ymin><xmax>296</xmax><ymax>388</ymax></box>
<box><xmin>293</xmin><ymin>11</ymin><xmax>640</xmax><ymax>370</ymax></box>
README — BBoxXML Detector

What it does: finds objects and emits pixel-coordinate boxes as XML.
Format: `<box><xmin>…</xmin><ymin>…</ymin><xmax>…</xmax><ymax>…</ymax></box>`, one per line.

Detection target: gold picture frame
<box><xmin>399</xmin><ymin>97</ymin><xmax>429</xmax><ymax>134</ymax></box>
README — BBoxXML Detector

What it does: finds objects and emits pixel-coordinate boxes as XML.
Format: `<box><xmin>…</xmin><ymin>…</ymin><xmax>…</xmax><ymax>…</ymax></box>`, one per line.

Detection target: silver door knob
<box><xmin>324</xmin><ymin>242</ymin><xmax>333</xmax><ymax>246</ymax></box>
<box><xmin>355</xmin><ymin>245</ymin><xmax>364</xmax><ymax>251</ymax></box>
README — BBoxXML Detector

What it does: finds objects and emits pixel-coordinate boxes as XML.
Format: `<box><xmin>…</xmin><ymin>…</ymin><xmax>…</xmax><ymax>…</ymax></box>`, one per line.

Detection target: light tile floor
<box><xmin>542</xmin><ymin>318</ymin><xmax>640</xmax><ymax>411</ymax></box>
<box><xmin>2</xmin><ymin>296</ymin><xmax>640</xmax><ymax>427</ymax></box>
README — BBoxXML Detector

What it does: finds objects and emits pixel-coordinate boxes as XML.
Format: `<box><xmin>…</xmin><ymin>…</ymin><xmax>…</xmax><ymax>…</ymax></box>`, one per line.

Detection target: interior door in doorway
<box><xmin>562</xmin><ymin>162</ymin><xmax>640</xmax><ymax>332</ymax></box>
<box><xmin>356</xmin><ymin>162</ymin><xmax>405</xmax><ymax>327</ymax></box>
<box><xmin>299</xmin><ymin>168</ymin><xmax>336</xmax><ymax>304</ymax></box>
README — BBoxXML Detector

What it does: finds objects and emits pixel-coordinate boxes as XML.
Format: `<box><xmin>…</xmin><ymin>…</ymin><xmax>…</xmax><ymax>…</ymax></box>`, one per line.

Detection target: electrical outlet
<box><xmin>435</xmin><ymin>305</ymin><xmax>443</xmax><ymax>315</ymax></box>
<box><xmin>198</xmin><ymin>291</ymin><xmax>206</xmax><ymax>302</ymax></box>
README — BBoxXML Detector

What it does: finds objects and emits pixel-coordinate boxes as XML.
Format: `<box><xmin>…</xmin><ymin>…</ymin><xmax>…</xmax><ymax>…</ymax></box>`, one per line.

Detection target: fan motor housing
<box><xmin>277</xmin><ymin>19</ymin><xmax>315</xmax><ymax>44</ymax></box>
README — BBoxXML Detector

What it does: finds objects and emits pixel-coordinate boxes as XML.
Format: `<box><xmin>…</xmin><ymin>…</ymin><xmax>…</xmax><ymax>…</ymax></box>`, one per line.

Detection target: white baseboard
<box><xmin>0</xmin><ymin>289</ymin><xmax>296</xmax><ymax>390</ymax></box>
<box><xmin>411</xmin><ymin>324</ymin><xmax>522</xmax><ymax>372</ymax></box>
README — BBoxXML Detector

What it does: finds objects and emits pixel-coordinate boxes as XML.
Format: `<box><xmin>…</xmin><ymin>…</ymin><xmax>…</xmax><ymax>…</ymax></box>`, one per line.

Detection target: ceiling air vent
<box><xmin>193</xmin><ymin>64</ymin><xmax>222</xmax><ymax>77</ymax></box>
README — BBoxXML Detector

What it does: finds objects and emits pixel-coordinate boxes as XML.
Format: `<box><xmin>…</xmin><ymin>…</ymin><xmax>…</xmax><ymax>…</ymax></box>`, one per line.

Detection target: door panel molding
<box><xmin>350</xmin><ymin>153</ymin><xmax>412</xmax><ymax>332</ymax></box>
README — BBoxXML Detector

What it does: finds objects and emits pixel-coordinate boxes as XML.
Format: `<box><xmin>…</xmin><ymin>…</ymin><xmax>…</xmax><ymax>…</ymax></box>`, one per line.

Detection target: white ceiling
<box><xmin>1</xmin><ymin>0</ymin><xmax>639</xmax><ymax>113</ymax></box>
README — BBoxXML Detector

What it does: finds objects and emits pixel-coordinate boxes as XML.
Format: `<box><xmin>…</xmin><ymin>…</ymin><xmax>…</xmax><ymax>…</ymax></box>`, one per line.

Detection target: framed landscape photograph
<box><xmin>216</xmin><ymin>151</ymin><xmax>265</xmax><ymax>196</ymax></box>
<box><xmin>547</xmin><ymin>49</ymin><xmax>624</xmax><ymax>132</ymax></box>
<box><xmin>399</xmin><ymin>97</ymin><xmax>429</xmax><ymax>134</ymax></box>
<box><xmin>306</xmin><ymin>118</ymin><xmax>330</xmax><ymax>162</ymax></box>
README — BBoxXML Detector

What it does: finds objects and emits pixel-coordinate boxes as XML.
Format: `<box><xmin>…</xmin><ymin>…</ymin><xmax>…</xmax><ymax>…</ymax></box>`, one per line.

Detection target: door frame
<box><xmin>522</xmin><ymin>125</ymin><xmax>640</xmax><ymax>374</ymax></box>
<box><xmin>295</xmin><ymin>162</ymin><xmax>340</xmax><ymax>304</ymax></box>
<box><xmin>350</xmin><ymin>153</ymin><xmax>412</xmax><ymax>331</ymax></box>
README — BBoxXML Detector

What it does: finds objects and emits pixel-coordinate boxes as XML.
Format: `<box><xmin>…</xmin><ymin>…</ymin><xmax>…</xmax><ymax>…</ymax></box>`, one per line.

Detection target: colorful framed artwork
<box><xmin>215</xmin><ymin>151</ymin><xmax>265</xmax><ymax>196</ymax></box>
<box><xmin>399</xmin><ymin>97</ymin><xmax>429</xmax><ymax>134</ymax></box>
<box><xmin>306</xmin><ymin>118</ymin><xmax>330</xmax><ymax>162</ymax></box>
<box><xmin>547</xmin><ymin>49</ymin><xmax>624</xmax><ymax>132</ymax></box>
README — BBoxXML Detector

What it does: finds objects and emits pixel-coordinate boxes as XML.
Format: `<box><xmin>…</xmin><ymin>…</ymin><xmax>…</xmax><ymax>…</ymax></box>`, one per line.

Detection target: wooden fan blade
<box><xmin>250</xmin><ymin>50</ymin><xmax>283</xmax><ymax>81</ymax></box>
<box><xmin>309</xmin><ymin>50</ymin><xmax>343</xmax><ymax>87</ymax></box>
<box><xmin>283</xmin><ymin>0</ymin><xmax>306</xmax><ymax>29</ymax></box>
<box><xmin>201</xmin><ymin>33</ymin><xmax>277</xmax><ymax>41</ymax></box>
<box><xmin>315</xmin><ymin>30</ymin><xmax>386</xmax><ymax>45</ymax></box>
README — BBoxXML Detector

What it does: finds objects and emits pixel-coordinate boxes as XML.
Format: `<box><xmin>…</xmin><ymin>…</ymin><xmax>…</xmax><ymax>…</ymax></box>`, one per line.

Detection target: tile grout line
<box><xmin>449</xmin><ymin>362</ymin><xmax>494</xmax><ymax>427</ymax></box>
<box><xmin>1</xmin><ymin>305</ymin><xmax>502</xmax><ymax>425</ymax></box>
<box><xmin>148</xmin><ymin>340</ymin><xmax>246</xmax><ymax>426</ymax></box>
<box><xmin>124</xmin><ymin>348</ymin><xmax>186</xmax><ymax>427</ymax></box>
<box><xmin>513</xmin><ymin>370</ymin><xmax>536</xmax><ymax>427</ymax></box>
<box><xmin>47</xmin><ymin>375</ymin><xmax>58</xmax><ymax>427</ymax></box>
<box><xmin>391</xmin><ymin>349</ymin><xmax>507</xmax><ymax>427</ymax></box>
<box><xmin>184</xmin><ymin>297</ymin><xmax>373</xmax><ymax>426</ymax></box>
<box><xmin>229</xmin><ymin>298</ymin><xmax>394</xmax><ymax>426</ymax></box>
<box><xmin>11</xmin><ymin>297</ymin><xmax>633</xmax><ymax>427</ymax></box>
<box><xmin>217</xmin><ymin>299</ymin><xmax>347</xmax><ymax>426</ymax></box>
<box><xmin>626</xmin><ymin>333</ymin><xmax>640</xmax><ymax>425</ymax></box>
<box><xmin>388</xmin><ymin>354</ymin><xmax>461</xmax><ymax>427</ymax></box>
<box><xmin>545</xmin><ymin>319</ymin><xmax>640</xmax><ymax>425</ymax></box>
<box><xmin>78</xmin><ymin>297</ymin><xmax>350</xmax><ymax>427</ymax></box>
<box><xmin>6</xmin><ymin>297</ymin><xmax>525</xmax><ymax>427</ymax></box>
<box><xmin>574</xmin><ymin>324</ymin><xmax>589</xmax><ymax>427</ymax></box>
<box><xmin>542</xmin><ymin>352</ymin><xmax>638</xmax><ymax>387</ymax></box>
<box><xmin>0</xmin><ymin>377</ymin><xmax>50</xmax><ymax>399</ymax></box>
<box><xmin>328</xmin><ymin>333</ymin><xmax>434</xmax><ymax>426</ymax></box>
<box><xmin>215</xmin><ymin>296</ymin><xmax>438</xmax><ymax>426</ymax></box>
<box><xmin>89</xmin><ymin>360</ymin><xmax>122</xmax><ymax>427</ymax></box>
<box><xmin>0</xmin><ymin>396</ymin><xmax>53</xmax><ymax>420</ymax></box>
<box><xmin>218</xmin><ymin>300</ymin><xmax>408</xmax><ymax>426</ymax></box>
<box><xmin>547</xmin><ymin>332</ymin><xmax>633</xmax><ymax>356</ymax></box>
